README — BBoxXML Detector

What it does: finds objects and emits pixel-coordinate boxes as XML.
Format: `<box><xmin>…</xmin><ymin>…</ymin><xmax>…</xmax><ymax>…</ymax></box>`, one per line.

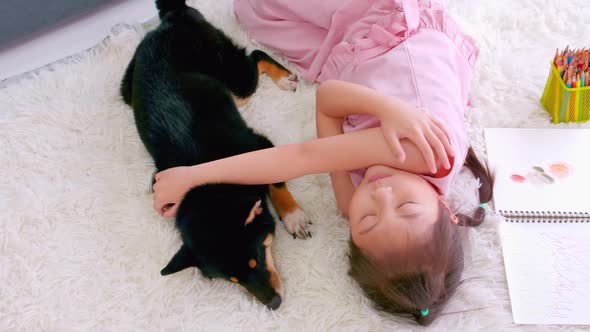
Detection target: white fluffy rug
<box><xmin>2</xmin><ymin>0</ymin><xmax>590</xmax><ymax>330</ymax></box>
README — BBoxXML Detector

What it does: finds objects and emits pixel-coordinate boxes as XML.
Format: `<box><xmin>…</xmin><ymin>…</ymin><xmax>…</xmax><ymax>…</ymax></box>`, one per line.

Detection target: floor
<box><xmin>0</xmin><ymin>0</ymin><xmax>156</xmax><ymax>82</ymax></box>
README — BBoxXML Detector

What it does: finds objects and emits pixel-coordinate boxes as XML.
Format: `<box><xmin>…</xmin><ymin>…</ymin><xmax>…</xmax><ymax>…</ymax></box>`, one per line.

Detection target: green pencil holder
<box><xmin>540</xmin><ymin>62</ymin><xmax>590</xmax><ymax>123</ymax></box>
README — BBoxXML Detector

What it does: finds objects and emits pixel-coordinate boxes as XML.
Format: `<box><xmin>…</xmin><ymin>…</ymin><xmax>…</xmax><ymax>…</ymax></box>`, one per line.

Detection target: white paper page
<box><xmin>500</xmin><ymin>222</ymin><xmax>590</xmax><ymax>324</ymax></box>
<box><xmin>484</xmin><ymin>128</ymin><xmax>590</xmax><ymax>215</ymax></box>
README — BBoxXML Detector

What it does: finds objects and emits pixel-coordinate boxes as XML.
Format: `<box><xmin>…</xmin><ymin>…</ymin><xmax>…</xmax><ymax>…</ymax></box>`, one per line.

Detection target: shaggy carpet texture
<box><xmin>1</xmin><ymin>0</ymin><xmax>589</xmax><ymax>331</ymax></box>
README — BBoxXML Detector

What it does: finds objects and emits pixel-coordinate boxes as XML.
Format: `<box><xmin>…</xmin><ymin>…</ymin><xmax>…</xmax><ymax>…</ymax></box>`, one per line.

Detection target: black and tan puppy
<box><xmin>120</xmin><ymin>0</ymin><xmax>310</xmax><ymax>309</ymax></box>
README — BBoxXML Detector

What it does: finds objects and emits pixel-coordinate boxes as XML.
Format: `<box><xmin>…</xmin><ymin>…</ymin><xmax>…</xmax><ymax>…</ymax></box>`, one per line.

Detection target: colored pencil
<box><xmin>554</xmin><ymin>47</ymin><xmax>590</xmax><ymax>88</ymax></box>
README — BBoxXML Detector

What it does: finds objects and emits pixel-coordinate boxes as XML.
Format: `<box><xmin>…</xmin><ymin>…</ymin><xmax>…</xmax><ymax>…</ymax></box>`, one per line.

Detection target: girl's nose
<box><xmin>374</xmin><ymin>186</ymin><xmax>394</xmax><ymax>220</ymax></box>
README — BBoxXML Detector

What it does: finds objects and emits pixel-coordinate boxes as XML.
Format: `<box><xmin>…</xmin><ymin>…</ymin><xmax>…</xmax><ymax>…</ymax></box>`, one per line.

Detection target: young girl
<box><xmin>152</xmin><ymin>0</ymin><xmax>493</xmax><ymax>325</ymax></box>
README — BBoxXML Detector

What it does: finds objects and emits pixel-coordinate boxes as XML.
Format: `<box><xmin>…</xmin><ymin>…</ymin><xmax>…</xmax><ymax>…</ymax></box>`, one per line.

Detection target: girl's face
<box><xmin>348</xmin><ymin>165</ymin><xmax>440</xmax><ymax>260</ymax></box>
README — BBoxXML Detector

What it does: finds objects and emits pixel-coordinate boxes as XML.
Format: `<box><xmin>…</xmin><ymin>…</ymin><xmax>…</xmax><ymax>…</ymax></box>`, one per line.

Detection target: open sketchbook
<box><xmin>484</xmin><ymin>128</ymin><xmax>590</xmax><ymax>325</ymax></box>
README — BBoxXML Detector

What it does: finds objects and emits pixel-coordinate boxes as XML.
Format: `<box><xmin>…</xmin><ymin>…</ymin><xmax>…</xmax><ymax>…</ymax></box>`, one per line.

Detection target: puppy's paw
<box><xmin>282</xmin><ymin>208</ymin><xmax>312</xmax><ymax>239</ymax></box>
<box><xmin>277</xmin><ymin>73</ymin><xmax>298</xmax><ymax>92</ymax></box>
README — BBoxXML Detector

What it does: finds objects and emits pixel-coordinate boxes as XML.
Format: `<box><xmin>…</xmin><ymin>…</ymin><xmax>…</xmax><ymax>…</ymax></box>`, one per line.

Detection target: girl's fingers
<box><xmin>426</xmin><ymin>128</ymin><xmax>450</xmax><ymax>170</ymax></box>
<box><xmin>163</xmin><ymin>204</ymin><xmax>179</xmax><ymax>218</ymax></box>
<box><xmin>155</xmin><ymin>204</ymin><xmax>162</xmax><ymax>215</ymax></box>
<box><xmin>154</xmin><ymin>200</ymin><xmax>163</xmax><ymax>216</ymax></box>
<box><xmin>413</xmin><ymin>132</ymin><xmax>436</xmax><ymax>173</ymax></box>
<box><xmin>387</xmin><ymin>134</ymin><xmax>405</xmax><ymax>162</ymax></box>
<box><xmin>428</xmin><ymin>114</ymin><xmax>454</xmax><ymax>156</ymax></box>
<box><xmin>154</xmin><ymin>193</ymin><xmax>167</xmax><ymax>216</ymax></box>
<box><xmin>431</xmin><ymin>123</ymin><xmax>454</xmax><ymax>159</ymax></box>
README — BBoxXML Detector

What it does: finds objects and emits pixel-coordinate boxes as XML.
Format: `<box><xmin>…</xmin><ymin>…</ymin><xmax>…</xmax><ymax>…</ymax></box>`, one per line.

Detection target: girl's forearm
<box><xmin>187</xmin><ymin>143</ymin><xmax>310</xmax><ymax>186</ymax></box>
<box><xmin>315</xmin><ymin>98</ymin><xmax>355</xmax><ymax>215</ymax></box>
<box><xmin>186</xmin><ymin>128</ymin><xmax>396</xmax><ymax>187</ymax></box>
<box><xmin>185</xmin><ymin>126</ymin><xmax>432</xmax><ymax>188</ymax></box>
<box><xmin>316</xmin><ymin>80</ymin><xmax>407</xmax><ymax>120</ymax></box>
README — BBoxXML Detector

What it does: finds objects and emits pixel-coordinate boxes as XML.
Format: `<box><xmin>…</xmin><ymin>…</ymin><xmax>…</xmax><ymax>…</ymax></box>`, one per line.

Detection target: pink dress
<box><xmin>235</xmin><ymin>0</ymin><xmax>478</xmax><ymax>195</ymax></box>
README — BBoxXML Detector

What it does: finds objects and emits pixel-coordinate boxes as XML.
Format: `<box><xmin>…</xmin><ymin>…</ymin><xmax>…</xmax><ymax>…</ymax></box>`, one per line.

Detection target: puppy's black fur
<box><xmin>120</xmin><ymin>0</ymin><xmax>298</xmax><ymax>309</ymax></box>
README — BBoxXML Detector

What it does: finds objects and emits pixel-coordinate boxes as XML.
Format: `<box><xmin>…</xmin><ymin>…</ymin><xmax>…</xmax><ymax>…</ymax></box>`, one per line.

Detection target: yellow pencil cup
<box><xmin>540</xmin><ymin>62</ymin><xmax>590</xmax><ymax>123</ymax></box>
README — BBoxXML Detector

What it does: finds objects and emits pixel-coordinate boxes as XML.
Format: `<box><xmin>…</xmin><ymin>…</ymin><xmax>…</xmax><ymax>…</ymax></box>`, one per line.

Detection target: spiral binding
<box><xmin>499</xmin><ymin>210</ymin><xmax>590</xmax><ymax>223</ymax></box>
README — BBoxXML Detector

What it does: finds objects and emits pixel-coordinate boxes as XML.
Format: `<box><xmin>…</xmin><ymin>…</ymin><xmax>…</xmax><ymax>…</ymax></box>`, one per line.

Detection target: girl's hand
<box><xmin>379</xmin><ymin>100</ymin><xmax>454</xmax><ymax>174</ymax></box>
<box><xmin>314</xmin><ymin>80</ymin><xmax>453</xmax><ymax>173</ymax></box>
<box><xmin>153</xmin><ymin>166</ymin><xmax>194</xmax><ymax>218</ymax></box>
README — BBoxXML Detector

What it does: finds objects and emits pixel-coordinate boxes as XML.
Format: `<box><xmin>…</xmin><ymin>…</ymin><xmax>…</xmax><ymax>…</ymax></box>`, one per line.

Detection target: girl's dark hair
<box><xmin>349</xmin><ymin>146</ymin><xmax>494</xmax><ymax>326</ymax></box>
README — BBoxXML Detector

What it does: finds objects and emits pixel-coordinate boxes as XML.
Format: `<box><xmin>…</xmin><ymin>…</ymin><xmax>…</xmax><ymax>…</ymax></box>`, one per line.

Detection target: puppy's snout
<box><xmin>265</xmin><ymin>294</ymin><xmax>282</xmax><ymax>310</ymax></box>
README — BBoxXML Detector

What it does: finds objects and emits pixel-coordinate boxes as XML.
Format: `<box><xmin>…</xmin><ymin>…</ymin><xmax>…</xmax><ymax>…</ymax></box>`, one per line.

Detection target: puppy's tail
<box><xmin>155</xmin><ymin>0</ymin><xmax>186</xmax><ymax>18</ymax></box>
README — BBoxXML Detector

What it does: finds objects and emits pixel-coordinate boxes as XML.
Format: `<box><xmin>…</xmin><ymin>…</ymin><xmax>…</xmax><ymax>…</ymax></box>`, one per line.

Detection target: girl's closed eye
<box><xmin>396</xmin><ymin>202</ymin><xmax>416</xmax><ymax>208</ymax></box>
<box><xmin>358</xmin><ymin>215</ymin><xmax>378</xmax><ymax>234</ymax></box>
<box><xmin>398</xmin><ymin>202</ymin><xmax>423</xmax><ymax>218</ymax></box>
<box><xmin>358</xmin><ymin>202</ymin><xmax>417</xmax><ymax>234</ymax></box>
<box><xmin>362</xmin><ymin>202</ymin><xmax>417</xmax><ymax>222</ymax></box>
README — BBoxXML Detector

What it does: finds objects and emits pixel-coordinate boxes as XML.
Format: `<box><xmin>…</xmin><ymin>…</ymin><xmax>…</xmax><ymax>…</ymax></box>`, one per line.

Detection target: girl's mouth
<box><xmin>367</xmin><ymin>174</ymin><xmax>391</xmax><ymax>183</ymax></box>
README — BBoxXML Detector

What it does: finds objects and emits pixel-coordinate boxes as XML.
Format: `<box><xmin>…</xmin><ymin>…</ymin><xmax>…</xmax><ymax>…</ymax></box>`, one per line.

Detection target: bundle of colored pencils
<box><xmin>554</xmin><ymin>47</ymin><xmax>589</xmax><ymax>88</ymax></box>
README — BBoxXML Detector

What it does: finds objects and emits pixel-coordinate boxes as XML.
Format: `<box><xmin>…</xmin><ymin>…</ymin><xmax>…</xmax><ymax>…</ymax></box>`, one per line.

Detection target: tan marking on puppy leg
<box><xmin>269</xmin><ymin>184</ymin><xmax>311</xmax><ymax>239</ymax></box>
<box><xmin>263</xmin><ymin>234</ymin><xmax>282</xmax><ymax>296</ymax></box>
<box><xmin>257</xmin><ymin>61</ymin><xmax>298</xmax><ymax>91</ymax></box>
<box><xmin>244</xmin><ymin>200</ymin><xmax>263</xmax><ymax>226</ymax></box>
<box><xmin>230</xmin><ymin>277</ymin><xmax>238</xmax><ymax>283</ymax></box>
<box><xmin>263</xmin><ymin>233</ymin><xmax>274</xmax><ymax>247</ymax></box>
<box><xmin>269</xmin><ymin>185</ymin><xmax>298</xmax><ymax>220</ymax></box>
<box><xmin>232</xmin><ymin>94</ymin><xmax>252</xmax><ymax>108</ymax></box>
<box><xmin>248</xmin><ymin>259</ymin><xmax>257</xmax><ymax>269</ymax></box>
<box><xmin>257</xmin><ymin>61</ymin><xmax>290</xmax><ymax>81</ymax></box>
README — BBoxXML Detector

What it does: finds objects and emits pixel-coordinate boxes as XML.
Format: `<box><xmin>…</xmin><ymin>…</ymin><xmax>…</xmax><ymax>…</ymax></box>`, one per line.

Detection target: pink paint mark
<box><xmin>510</xmin><ymin>174</ymin><xmax>526</xmax><ymax>183</ymax></box>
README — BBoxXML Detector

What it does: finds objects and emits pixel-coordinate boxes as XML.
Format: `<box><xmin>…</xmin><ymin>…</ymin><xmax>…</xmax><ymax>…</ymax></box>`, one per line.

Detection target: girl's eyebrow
<box><xmin>400</xmin><ymin>212</ymin><xmax>421</xmax><ymax>219</ymax></box>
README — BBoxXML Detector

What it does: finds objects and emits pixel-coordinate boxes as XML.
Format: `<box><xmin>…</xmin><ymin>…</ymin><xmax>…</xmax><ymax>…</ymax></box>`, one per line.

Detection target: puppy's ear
<box><xmin>160</xmin><ymin>244</ymin><xmax>196</xmax><ymax>276</ymax></box>
<box><xmin>244</xmin><ymin>199</ymin><xmax>263</xmax><ymax>226</ymax></box>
